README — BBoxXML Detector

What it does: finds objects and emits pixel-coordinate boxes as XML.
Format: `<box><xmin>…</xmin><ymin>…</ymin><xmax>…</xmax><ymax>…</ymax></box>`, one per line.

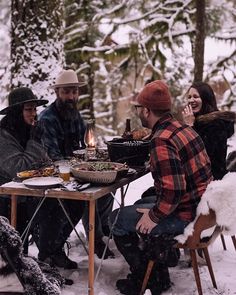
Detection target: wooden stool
<box><xmin>140</xmin><ymin>209</ymin><xmax>222</xmax><ymax>295</ymax></box>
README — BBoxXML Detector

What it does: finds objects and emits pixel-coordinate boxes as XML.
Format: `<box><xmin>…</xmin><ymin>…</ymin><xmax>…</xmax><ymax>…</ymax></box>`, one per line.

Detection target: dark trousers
<box><xmin>35</xmin><ymin>198</ymin><xmax>85</xmax><ymax>259</ymax></box>
<box><xmin>0</xmin><ymin>196</ymin><xmax>85</xmax><ymax>258</ymax></box>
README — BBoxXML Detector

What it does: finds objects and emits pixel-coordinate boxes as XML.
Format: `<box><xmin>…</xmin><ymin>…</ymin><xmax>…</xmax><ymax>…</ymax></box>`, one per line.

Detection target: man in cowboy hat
<box><xmin>39</xmin><ymin>69</ymin><xmax>115</xmax><ymax>261</ymax></box>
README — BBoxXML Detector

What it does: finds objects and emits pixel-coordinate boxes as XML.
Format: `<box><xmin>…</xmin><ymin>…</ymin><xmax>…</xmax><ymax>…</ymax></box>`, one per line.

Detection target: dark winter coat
<box><xmin>0</xmin><ymin>125</ymin><xmax>50</xmax><ymax>236</ymax></box>
<box><xmin>0</xmin><ymin>128</ymin><xmax>50</xmax><ymax>186</ymax></box>
<box><xmin>193</xmin><ymin>111</ymin><xmax>235</xmax><ymax>180</ymax></box>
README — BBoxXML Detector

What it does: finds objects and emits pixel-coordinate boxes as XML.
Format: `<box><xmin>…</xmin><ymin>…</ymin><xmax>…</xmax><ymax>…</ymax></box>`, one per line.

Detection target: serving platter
<box><xmin>71</xmin><ymin>161</ymin><xmax>129</xmax><ymax>184</ymax></box>
<box><xmin>23</xmin><ymin>176</ymin><xmax>63</xmax><ymax>189</ymax></box>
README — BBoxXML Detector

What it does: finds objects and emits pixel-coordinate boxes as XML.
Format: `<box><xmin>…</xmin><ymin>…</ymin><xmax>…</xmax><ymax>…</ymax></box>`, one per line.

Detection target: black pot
<box><xmin>106</xmin><ymin>138</ymin><xmax>150</xmax><ymax>166</ymax></box>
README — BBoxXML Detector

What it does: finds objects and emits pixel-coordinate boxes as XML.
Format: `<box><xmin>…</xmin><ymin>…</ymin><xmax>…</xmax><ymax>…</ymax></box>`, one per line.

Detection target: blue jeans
<box><xmin>110</xmin><ymin>196</ymin><xmax>189</xmax><ymax>237</ymax></box>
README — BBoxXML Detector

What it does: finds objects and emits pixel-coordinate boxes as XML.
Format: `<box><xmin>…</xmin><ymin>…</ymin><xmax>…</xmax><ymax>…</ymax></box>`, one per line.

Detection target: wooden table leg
<box><xmin>88</xmin><ymin>199</ymin><xmax>95</xmax><ymax>295</ymax></box>
<box><xmin>11</xmin><ymin>194</ymin><xmax>17</xmax><ymax>228</ymax></box>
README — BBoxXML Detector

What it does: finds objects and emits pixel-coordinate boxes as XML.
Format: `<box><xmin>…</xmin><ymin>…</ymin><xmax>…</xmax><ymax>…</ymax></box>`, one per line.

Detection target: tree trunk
<box><xmin>11</xmin><ymin>0</ymin><xmax>65</xmax><ymax>99</ymax></box>
<box><xmin>193</xmin><ymin>0</ymin><xmax>206</xmax><ymax>82</ymax></box>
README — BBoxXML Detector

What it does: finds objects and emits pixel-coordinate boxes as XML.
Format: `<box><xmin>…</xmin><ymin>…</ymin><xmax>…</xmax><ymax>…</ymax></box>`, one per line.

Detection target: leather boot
<box><xmin>94</xmin><ymin>238</ymin><xmax>115</xmax><ymax>259</ymax></box>
<box><xmin>148</xmin><ymin>262</ymin><xmax>172</xmax><ymax>294</ymax></box>
<box><xmin>113</xmin><ymin>233</ymin><xmax>142</xmax><ymax>271</ymax></box>
<box><xmin>113</xmin><ymin>233</ymin><xmax>146</xmax><ymax>294</ymax></box>
<box><xmin>114</xmin><ymin>234</ymin><xmax>172</xmax><ymax>295</ymax></box>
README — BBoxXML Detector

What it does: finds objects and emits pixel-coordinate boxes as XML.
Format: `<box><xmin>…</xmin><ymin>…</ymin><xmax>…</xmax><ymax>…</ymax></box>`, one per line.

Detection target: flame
<box><xmin>84</xmin><ymin>125</ymin><xmax>96</xmax><ymax>148</ymax></box>
<box><xmin>87</xmin><ymin>132</ymin><xmax>96</xmax><ymax>147</ymax></box>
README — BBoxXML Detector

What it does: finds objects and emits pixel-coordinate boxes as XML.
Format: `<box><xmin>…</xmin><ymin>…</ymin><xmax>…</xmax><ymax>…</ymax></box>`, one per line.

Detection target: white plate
<box><xmin>128</xmin><ymin>168</ymin><xmax>136</xmax><ymax>175</ymax></box>
<box><xmin>23</xmin><ymin>177</ymin><xmax>63</xmax><ymax>189</ymax></box>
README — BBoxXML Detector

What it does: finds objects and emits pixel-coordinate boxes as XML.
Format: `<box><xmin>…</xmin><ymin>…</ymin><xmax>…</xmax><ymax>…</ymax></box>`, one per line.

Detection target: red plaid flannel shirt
<box><xmin>149</xmin><ymin>113</ymin><xmax>213</xmax><ymax>223</ymax></box>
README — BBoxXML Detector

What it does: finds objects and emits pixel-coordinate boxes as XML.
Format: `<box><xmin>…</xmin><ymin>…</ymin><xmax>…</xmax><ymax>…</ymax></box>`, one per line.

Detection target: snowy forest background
<box><xmin>0</xmin><ymin>0</ymin><xmax>235</xmax><ymax>136</ymax></box>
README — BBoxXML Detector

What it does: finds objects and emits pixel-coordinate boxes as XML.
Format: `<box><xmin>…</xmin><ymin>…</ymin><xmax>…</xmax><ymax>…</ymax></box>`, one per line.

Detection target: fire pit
<box><xmin>106</xmin><ymin>138</ymin><xmax>150</xmax><ymax>166</ymax></box>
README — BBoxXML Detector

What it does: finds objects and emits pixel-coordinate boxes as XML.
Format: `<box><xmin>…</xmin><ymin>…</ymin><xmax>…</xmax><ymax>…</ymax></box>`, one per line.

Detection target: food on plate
<box><xmin>131</xmin><ymin>128</ymin><xmax>151</xmax><ymax>140</ymax></box>
<box><xmin>41</xmin><ymin>166</ymin><xmax>55</xmax><ymax>176</ymax></box>
<box><xmin>17</xmin><ymin>166</ymin><xmax>55</xmax><ymax>178</ymax></box>
<box><xmin>71</xmin><ymin>161</ymin><xmax>129</xmax><ymax>183</ymax></box>
<box><xmin>17</xmin><ymin>170</ymin><xmax>39</xmax><ymax>178</ymax></box>
<box><xmin>74</xmin><ymin>162</ymin><xmax>128</xmax><ymax>172</ymax></box>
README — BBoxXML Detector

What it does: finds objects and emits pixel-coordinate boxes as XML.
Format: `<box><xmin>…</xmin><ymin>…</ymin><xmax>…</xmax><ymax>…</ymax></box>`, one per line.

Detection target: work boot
<box><xmin>39</xmin><ymin>250</ymin><xmax>78</xmax><ymax>269</ymax></box>
<box><xmin>116</xmin><ymin>273</ymin><xmax>142</xmax><ymax>295</ymax></box>
<box><xmin>113</xmin><ymin>233</ymin><xmax>142</xmax><ymax>271</ymax></box>
<box><xmin>116</xmin><ymin>262</ymin><xmax>172</xmax><ymax>295</ymax></box>
<box><xmin>114</xmin><ymin>233</ymin><xmax>147</xmax><ymax>294</ymax></box>
<box><xmin>148</xmin><ymin>262</ymin><xmax>172</xmax><ymax>294</ymax></box>
<box><xmin>114</xmin><ymin>233</ymin><xmax>172</xmax><ymax>295</ymax></box>
<box><xmin>95</xmin><ymin>238</ymin><xmax>115</xmax><ymax>259</ymax></box>
<box><xmin>51</xmin><ymin>250</ymin><xmax>78</xmax><ymax>269</ymax></box>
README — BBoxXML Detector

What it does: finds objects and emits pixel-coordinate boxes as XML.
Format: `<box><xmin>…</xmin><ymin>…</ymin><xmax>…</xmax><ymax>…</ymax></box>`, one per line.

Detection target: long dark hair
<box><xmin>190</xmin><ymin>81</ymin><xmax>219</xmax><ymax>116</ymax></box>
<box><xmin>0</xmin><ymin>105</ymin><xmax>31</xmax><ymax>148</ymax></box>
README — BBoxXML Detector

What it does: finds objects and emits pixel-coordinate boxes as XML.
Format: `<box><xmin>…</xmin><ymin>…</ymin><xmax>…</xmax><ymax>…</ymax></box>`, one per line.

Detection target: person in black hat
<box><xmin>0</xmin><ymin>87</ymin><xmax>49</xmax><ymax>253</ymax></box>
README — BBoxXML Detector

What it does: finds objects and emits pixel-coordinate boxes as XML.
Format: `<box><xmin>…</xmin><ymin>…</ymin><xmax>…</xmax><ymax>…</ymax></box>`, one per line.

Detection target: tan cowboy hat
<box><xmin>0</xmin><ymin>87</ymin><xmax>48</xmax><ymax>115</ymax></box>
<box><xmin>49</xmin><ymin>69</ymin><xmax>87</xmax><ymax>89</ymax></box>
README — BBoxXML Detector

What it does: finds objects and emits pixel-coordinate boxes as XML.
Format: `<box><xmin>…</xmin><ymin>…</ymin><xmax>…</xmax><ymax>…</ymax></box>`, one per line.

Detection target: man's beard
<box><xmin>56</xmin><ymin>99</ymin><xmax>78</xmax><ymax>120</ymax></box>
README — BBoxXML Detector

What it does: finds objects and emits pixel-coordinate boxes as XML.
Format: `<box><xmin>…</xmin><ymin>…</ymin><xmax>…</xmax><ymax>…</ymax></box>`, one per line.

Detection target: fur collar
<box><xmin>196</xmin><ymin>111</ymin><xmax>236</xmax><ymax>125</ymax></box>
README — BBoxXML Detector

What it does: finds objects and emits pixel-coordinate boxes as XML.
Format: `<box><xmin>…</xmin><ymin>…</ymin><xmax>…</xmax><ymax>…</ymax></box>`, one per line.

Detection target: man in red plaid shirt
<box><xmin>110</xmin><ymin>80</ymin><xmax>213</xmax><ymax>295</ymax></box>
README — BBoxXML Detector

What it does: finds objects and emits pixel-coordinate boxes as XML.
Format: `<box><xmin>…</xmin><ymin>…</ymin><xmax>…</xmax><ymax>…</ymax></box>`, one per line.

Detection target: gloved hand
<box><xmin>30</xmin><ymin>122</ymin><xmax>44</xmax><ymax>143</ymax></box>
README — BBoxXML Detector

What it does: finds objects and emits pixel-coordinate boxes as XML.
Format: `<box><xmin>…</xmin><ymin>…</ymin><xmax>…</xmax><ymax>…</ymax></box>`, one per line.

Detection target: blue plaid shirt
<box><xmin>39</xmin><ymin>101</ymin><xmax>86</xmax><ymax>160</ymax></box>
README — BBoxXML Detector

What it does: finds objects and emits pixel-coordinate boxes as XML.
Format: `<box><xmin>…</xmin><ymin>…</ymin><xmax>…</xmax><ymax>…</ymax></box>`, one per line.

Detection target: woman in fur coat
<box><xmin>182</xmin><ymin>81</ymin><xmax>235</xmax><ymax>180</ymax></box>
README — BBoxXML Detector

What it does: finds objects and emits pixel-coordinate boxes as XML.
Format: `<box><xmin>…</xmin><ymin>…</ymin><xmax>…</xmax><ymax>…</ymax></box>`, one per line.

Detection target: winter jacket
<box><xmin>149</xmin><ymin>113</ymin><xmax>212</xmax><ymax>223</ymax></box>
<box><xmin>0</xmin><ymin>128</ymin><xmax>50</xmax><ymax>186</ymax></box>
<box><xmin>39</xmin><ymin>101</ymin><xmax>86</xmax><ymax>160</ymax></box>
<box><xmin>193</xmin><ymin>111</ymin><xmax>235</xmax><ymax>180</ymax></box>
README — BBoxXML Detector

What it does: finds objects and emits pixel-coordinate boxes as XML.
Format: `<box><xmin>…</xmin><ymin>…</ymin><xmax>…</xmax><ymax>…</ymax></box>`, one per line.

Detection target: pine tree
<box><xmin>10</xmin><ymin>0</ymin><xmax>65</xmax><ymax>100</ymax></box>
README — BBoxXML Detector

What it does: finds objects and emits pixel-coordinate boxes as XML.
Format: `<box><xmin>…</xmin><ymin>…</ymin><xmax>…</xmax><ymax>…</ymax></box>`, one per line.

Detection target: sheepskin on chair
<box><xmin>0</xmin><ymin>216</ymin><xmax>64</xmax><ymax>295</ymax></box>
<box><xmin>176</xmin><ymin>172</ymin><xmax>236</xmax><ymax>244</ymax></box>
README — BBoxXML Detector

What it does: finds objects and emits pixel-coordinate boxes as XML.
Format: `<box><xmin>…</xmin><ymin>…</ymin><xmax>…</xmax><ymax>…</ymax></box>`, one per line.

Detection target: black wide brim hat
<box><xmin>0</xmin><ymin>87</ymin><xmax>48</xmax><ymax>115</ymax></box>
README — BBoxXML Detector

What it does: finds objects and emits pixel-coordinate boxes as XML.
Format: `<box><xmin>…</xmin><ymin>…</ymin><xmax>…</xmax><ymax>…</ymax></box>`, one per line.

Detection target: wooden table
<box><xmin>0</xmin><ymin>167</ymin><xmax>149</xmax><ymax>295</ymax></box>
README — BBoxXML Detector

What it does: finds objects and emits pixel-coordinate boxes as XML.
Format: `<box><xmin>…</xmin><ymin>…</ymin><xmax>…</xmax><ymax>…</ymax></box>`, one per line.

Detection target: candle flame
<box><xmin>87</xmin><ymin>132</ymin><xmax>96</xmax><ymax>148</ymax></box>
<box><xmin>84</xmin><ymin>124</ymin><xmax>96</xmax><ymax>148</ymax></box>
